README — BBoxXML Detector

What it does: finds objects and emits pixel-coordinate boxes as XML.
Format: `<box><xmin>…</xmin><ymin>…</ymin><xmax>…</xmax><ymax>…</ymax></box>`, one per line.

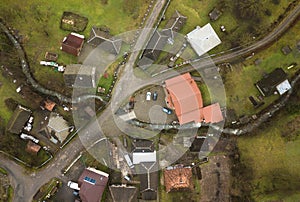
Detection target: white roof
<box><xmin>187</xmin><ymin>23</ymin><xmax>221</xmax><ymax>56</ymax></box>
<box><xmin>276</xmin><ymin>79</ymin><xmax>291</xmax><ymax>95</ymax></box>
<box><xmin>132</xmin><ymin>151</ymin><xmax>156</xmax><ymax>164</ymax></box>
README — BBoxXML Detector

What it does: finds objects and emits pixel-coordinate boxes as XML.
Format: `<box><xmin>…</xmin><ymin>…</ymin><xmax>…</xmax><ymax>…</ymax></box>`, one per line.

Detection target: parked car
<box><xmin>146</xmin><ymin>92</ymin><xmax>151</xmax><ymax>101</ymax></box>
<box><xmin>152</xmin><ymin>91</ymin><xmax>158</xmax><ymax>101</ymax></box>
<box><xmin>162</xmin><ymin>107</ymin><xmax>172</xmax><ymax>115</ymax></box>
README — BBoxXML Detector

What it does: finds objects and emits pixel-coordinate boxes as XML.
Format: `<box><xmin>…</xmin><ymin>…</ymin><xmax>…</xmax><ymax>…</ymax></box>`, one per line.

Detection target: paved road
<box><xmin>0</xmin><ymin>1</ymin><xmax>299</xmax><ymax>202</ymax></box>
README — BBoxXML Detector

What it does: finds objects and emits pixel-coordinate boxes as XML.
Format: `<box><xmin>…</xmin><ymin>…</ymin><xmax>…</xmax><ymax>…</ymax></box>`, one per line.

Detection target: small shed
<box><xmin>281</xmin><ymin>45</ymin><xmax>292</xmax><ymax>55</ymax></box>
<box><xmin>26</xmin><ymin>141</ymin><xmax>41</xmax><ymax>155</ymax></box>
<box><xmin>45</xmin><ymin>52</ymin><xmax>58</xmax><ymax>62</ymax></box>
<box><xmin>61</xmin><ymin>33</ymin><xmax>84</xmax><ymax>56</ymax></box>
<box><xmin>209</xmin><ymin>8</ymin><xmax>222</xmax><ymax>21</ymax></box>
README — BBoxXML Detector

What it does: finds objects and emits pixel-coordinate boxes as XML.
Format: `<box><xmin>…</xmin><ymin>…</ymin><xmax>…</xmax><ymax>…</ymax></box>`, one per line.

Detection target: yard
<box><xmin>237</xmin><ymin>81</ymin><xmax>300</xmax><ymax>201</ymax></box>
<box><xmin>159</xmin><ymin>0</ymin><xmax>297</xmax><ymax>54</ymax></box>
<box><xmin>0</xmin><ymin>0</ymin><xmax>151</xmax><ymax>95</ymax></box>
<box><xmin>224</xmin><ymin>20</ymin><xmax>300</xmax><ymax>117</ymax></box>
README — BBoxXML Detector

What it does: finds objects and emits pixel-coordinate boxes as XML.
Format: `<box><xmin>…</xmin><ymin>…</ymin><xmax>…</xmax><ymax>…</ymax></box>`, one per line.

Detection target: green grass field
<box><xmin>0</xmin><ymin>0</ymin><xmax>149</xmax><ymax>94</ymax></box>
<box><xmin>238</xmin><ymin>113</ymin><xmax>300</xmax><ymax>201</ymax></box>
<box><xmin>224</xmin><ymin>21</ymin><xmax>300</xmax><ymax>117</ymax></box>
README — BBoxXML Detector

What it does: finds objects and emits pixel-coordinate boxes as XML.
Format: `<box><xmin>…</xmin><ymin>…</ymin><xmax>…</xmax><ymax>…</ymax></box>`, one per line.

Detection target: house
<box><xmin>186</xmin><ymin>23</ymin><xmax>221</xmax><ymax>57</ymax></box>
<box><xmin>255</xmin><ymin>68</ymin><xmax>291</xmax><ymax>96</ymax></box>
<box><xmin>164</xmin><ymin>73</ymin><xmax>223</xmax><ymax>125</ymax></box>
<box><xmin>209</xmin><ymin>8</ymin><xmax>222</xmax><ymax>21</ymax></box>
<box><xmin>26</xmin><ymin>141</ymin><xmax>41</xmax><ymax>155</ymax></box>
<box><xmin>45</xmin><ymin>113</ymin><xmax>71</xmax><ymax>143</ymax></box>
<box><xmin>164</xmin><ymin>165</ymin><xmax>193</xmax><ymax>193</ymax></box>
<box><xmin>138</xmin><ymin>162</ymin><xmax>159</xmax><ymax>201</ymax></box>
<box><xmin>109</xmin><ymin>185</ymin><xmax>137</xmax><ymax>202</ymax></box>
<box><xmin>132</xmin><ymin>139</ymin><xmax>156</xmax><ymax>165</ymax></box>
<box><xmin>161</xmin><ymin>10</ymin><xmax>187</xmax><ymax>40</ymax></box>
<box><xmin>138</xmin><ymin>11</ymin><xmax>186</xmax><ymax>68</ymax></box>
<box><xmin>7</xmin><ymin>105</ymin><xmax>31</xmax><ymax>134</ymax></box>
<box><xmin>61</xmin><ymin>32</ymin><xmax>84</xmax><ymax>56</ymax></box>
<box><xmin>63</xmin><ymin>64</ymin><xmax>96</xmax><ymax>88</ymax></box>
<box><xmin>78</xmin><ymin>167</ymin><xmax>109</xmax><ymax>202</ymax></box>
<box><xmin>87</xmin><ymin>26</ymin><xmax>122</xmax><ymax>55</ymax></box>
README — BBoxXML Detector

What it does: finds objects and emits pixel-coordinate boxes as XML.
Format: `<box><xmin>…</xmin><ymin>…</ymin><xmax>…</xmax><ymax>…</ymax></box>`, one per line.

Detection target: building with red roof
<box><xmin>164</xmin><ymin>73</ymin><xmax>223</xmax><ymax>125</ymax></box>
<box><xmin>61</xmin><ymin>33</ymin><xmax>84</xmax><ymax>56</ymax></box>
<box><xmin>78</xmin><ymin>167</ymin><xmax>109</xmax><ymax>202</ymax></box>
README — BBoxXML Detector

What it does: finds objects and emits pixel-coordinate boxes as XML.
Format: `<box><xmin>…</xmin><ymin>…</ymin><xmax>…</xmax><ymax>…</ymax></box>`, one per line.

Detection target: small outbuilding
<box><xmin>7</xmin><ymin>105</ymin><xmax>31</xmax><ymax>134</ymax></box>
<box><xmin>209</xmin><ymin>8</ymin><xmax>222</xmax><ymax>21</ymax></box>
<box><xmin>61</xmin><ymin>33</ymin><xmax>85</xmax><ymax>56</ymax></box>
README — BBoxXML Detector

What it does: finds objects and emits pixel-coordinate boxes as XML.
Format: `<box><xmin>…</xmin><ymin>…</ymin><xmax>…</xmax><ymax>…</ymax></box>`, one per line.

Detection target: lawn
<box><xmin>0</xmin><ymin>0</ymin><xmax>150</xmax><ymax>94</ymax></box>
<box><xmin>237</xmin><ymin>113</ymin><xmax>300</xmax><ymax>201</ymax></box>
<box><xmin>224</xmin><ymin>20</ymin><xmax>300</xmax><ymax>117</ymax></box>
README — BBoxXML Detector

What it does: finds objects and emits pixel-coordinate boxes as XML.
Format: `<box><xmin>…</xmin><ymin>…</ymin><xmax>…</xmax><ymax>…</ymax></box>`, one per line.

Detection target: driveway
<box><xmin>133</xmin><ymin>85</ymin><xmax>177</xmax><ymax>124</ymax></box>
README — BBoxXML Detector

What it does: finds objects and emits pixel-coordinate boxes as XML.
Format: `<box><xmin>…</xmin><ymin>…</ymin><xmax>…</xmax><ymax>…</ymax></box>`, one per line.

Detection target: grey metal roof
<box><xmin>87</xmin><ymin>26</ymin><xmax>122</xmax><ymax>55</ymax></box>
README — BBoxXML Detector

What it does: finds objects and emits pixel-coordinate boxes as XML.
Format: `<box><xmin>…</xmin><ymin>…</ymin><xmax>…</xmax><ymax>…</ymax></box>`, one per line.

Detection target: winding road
<box><xmin>0</xmin><ymin>1</ymin><xmax>299</xmax><ymax>202</ymax></box>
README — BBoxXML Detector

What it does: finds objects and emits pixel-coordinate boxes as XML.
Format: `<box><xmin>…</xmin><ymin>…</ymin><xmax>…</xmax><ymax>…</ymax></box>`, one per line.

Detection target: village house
<box><xmin>255</xmin><ymin>68</ymin><xmax>291</xmax><ymax>96</ymax></box>
<box><xmin>164</xmin><ymin>164</ymin><xmax>193</xmax><ymax>193</ymax></box>
<box><xmin>63</xmin><ymin>64</ymin><xmax>96</xmax><ymax>88</ymax></box>
<box><xmin>7</xmin><ymin>105</ymin><xmax>31</xmax><ymax>134</ymax></box>
<box><xmin>87</xmin><ymin>26</ymin><xmax>122</xmax><ymax>55</ymax></box>
<box><xmin>78</xmin><ymin>167</ymin><xmax>109</xmax><ymax>202</ymax></box>
<box><xmin>164</xmin><ymin>73</ymin><xmax>223</xmax><ymax>125</ymax></box>
<box><xmin>186</xmin><ymin>23</ymin><xmax>221</xmax><ymax>57</ymax></box>
<box><xmin>109</xmin><ymin>184</ymin><xmax>137</xmax><ymax>202</ymax></box>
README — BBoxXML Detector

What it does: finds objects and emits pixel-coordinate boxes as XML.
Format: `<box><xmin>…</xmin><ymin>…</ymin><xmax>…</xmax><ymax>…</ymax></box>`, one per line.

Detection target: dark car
<box><xmin>162</xmin><ymin>107</ymin><xmax>172</xmax><ymax>115</ymax></box>
<box><xmin>152</xmin><ymin>91</ymin><xmax>158</xmax><ymax>101</ymax></box>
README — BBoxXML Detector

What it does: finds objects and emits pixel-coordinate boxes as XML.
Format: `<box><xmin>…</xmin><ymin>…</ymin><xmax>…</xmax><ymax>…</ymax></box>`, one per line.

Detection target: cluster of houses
<box><xmin>69</xmin><ymin>137</ymin><xmax>203</xmax><ymax>202</ymax></box>
<box><xmin>6</xmin><ymin>99</ymin><xmax>72</xmax><ymax>155</ymax></box>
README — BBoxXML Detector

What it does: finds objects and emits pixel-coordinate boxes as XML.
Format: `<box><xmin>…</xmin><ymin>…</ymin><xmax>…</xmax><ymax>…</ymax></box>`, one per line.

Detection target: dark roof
<box><xmin>63</xmin><ymin>64</ymin><xmax>96</xmax><ymax>88</ymax></box>
<box><xmin>109</xmin><ymin>185</ymin><xmax>137</xmax><ymax>202</ymax></box>
<box><xmin>138</xmin><ymin>162</ymin><xmax>158</xmax><ymax>200</ymax></box>
<box><xmin>78</xmin><ymin>168</ymin><xmax>109</xmax><ymax>202</ymax></box>
<box><xmin>281</xmin><ymin>45</ymin><xmax>292</xmax><ymax>55</ymax></box>
<box><xmin>7</xmin><ymin>105</ymin><xmax>31</xmax><ymax>134</ymax></box>
<box><xmin>61</xmin><ymin>33</ymin><xmax>84</xmax><ymax>56</ymax></box>
<box><xmin>255</xmin><ymin>68</ymin><xmax>288</xmax><ymax>96</ymax></box>
<box><xmin>132</xmin><ymin>139</ymin><xmax>154</xmax><ymax>153</ymax></box>
<box><xmin>209</xmin><ymin>8</ymin><xmax>222</xmax><ymax>21</ymax></box>
<box><xmin>190</xmin><ymin>137</ymin><xmax>205</xmax><ymax>152</ymax></box>
<box><xmin>87</xmin><ymin>26</ymin><xmax>122</xmax><ymax>55</ymax></box>
<box><xmin>143</xmin><ymin>30</ymin><xmax>168</xmax><ymax>61</ymax></box>
<box><xmin>161</xmin><ymin>10</ymin><xmax>187</xmax><ymax>39</ymax></box>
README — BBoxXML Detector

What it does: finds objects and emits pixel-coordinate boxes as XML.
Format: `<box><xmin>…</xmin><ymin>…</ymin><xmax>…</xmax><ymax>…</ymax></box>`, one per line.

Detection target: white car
<box><xmin>146</xmin><ymin>92</ymin><xmax>151</xmax><ymax>101</ymax></box>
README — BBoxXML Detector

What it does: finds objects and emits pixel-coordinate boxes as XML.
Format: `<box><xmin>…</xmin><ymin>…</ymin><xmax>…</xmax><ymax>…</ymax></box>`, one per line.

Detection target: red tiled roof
<box><xmin>201</xmin><ymin>103</ymin><xmax>223</xmax><ymax>123</ymax></box>
<box><xmin>165</xmin><ymin>73</ymin><xmax>223</xmax><ymax>125</ymax></box>
<box><xmin>164</xmin><ymin>166</ymin><xmax>193</xmax><ymax>193</ymax></box>
<box><xmin>78</xmin><ymin>168</ymin><xmax>109</xmax><ymax>202</ymax></box>
<box><xmin>165</xmin><ymin>73</ymin><xmax>203</xmax><ymax>125</ymax></box>
<box><xmin>44</xmin><ymin>99</ymin><xmax>56</xmax><ymax>111</ymax></box>
<box><xmin>26</xmin><ymin>141</ymin><xmax>41</xmax><ymax>154</ymax></box>
<box><xmin>61</xmin><ymin>33</ymin><xmax>84</xmax><ymax>56</ymax></box>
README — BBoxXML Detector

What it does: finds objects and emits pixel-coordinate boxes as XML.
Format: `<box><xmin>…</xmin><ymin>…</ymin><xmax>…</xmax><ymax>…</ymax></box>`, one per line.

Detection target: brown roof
<box><xmin>164</xmin><ymin>165</ymin><xmax>193</xmax><ymax>193</ymax></box>
<box><xmin>165</xmin><ymin>73</ymin><xmax>203</xmax><ymax>124</ymax></box>
<box><xmin>61</xmin><ymin>33</ymin><xmax>84</xmax><ymax>56</ymax></box>
<box><xmin>78</xmin><ymin>168</ymin><xmax>109</xmax><ymax>202</ymax></box>
<box><xmin>26</xmin><ymin>141</ymin><xmax>41</xmax><ymax>154</ymax></box>
<box><xmin>43</xmin><ymin>99</ymin><xmax>56</xmax><ymax>111</ymax></box>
